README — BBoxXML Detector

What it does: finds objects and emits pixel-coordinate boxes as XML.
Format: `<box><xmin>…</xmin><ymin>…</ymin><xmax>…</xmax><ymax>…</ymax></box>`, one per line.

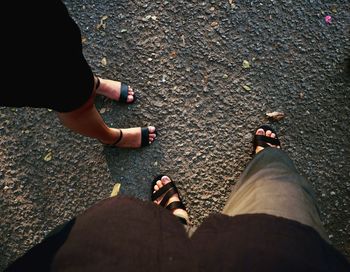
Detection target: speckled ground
<box><xmin>1</xmin><ymin>0</ymin><xmax>349</xmax><ymax>269</ymax></box>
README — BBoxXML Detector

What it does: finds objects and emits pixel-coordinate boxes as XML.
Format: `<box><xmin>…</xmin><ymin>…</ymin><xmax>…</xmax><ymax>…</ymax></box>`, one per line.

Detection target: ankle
<box><xmin>99</xmin><ymin>129</ymin><xmax>121</xmax><ymax>145</ymax></box>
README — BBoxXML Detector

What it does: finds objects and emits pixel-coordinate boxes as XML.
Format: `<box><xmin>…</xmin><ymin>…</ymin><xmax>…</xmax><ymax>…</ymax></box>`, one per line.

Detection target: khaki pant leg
<box><xmin>222</xmin><ymin>148</ymin><xmax>328</xmax><ymax>241</ymax></box>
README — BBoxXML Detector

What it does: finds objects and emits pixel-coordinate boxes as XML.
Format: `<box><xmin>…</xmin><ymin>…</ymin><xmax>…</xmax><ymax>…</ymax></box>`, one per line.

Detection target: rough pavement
<box><xmin>1</xmin><ymin>0</ymin><xmax>349</xmax><ymax>269</ymax></box>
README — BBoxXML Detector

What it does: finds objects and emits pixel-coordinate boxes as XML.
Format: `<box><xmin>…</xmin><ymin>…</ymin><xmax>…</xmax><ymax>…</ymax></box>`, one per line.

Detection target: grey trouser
<box><xmin>222</xmin><ymin>148</ymin><xmax>328</xmax><ymax>241</ymax></box>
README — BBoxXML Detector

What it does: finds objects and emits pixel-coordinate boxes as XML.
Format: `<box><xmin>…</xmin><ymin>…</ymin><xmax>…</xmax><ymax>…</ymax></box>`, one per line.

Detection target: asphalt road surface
<box><xmin>1</xmin><ymin>0</ymin><xmax>349</xmax><ymax>269</ymax></box>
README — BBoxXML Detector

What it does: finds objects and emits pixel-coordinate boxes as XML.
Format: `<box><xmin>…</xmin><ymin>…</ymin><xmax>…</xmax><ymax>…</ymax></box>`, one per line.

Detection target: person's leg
<box><xmin>222</xmin><ymin>126</ymin><xmax>328</xmax><ymax>241</ymax></box>
<box><xmin>57</xmin><ymin>78</ymin><xmax>157</xmax><ymax>148</ymax></box>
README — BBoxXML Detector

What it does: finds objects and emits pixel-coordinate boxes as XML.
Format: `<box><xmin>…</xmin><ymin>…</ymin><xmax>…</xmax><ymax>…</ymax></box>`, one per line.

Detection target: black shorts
<box><xmin>0</xmin><ymin>1</ymin><xmax>94</xmax><ymax>113</ymax></box>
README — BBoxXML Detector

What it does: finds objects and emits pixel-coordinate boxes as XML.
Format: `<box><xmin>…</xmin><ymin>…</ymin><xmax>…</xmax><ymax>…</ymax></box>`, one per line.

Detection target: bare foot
<box><xmin>153</xmin><ymin>176</ymin><xmax>189</xmax><ymax>224</ymax></box>
<box><xmin>255</xmin><ymin>127</ymin><xmax>281</xmax><ymax>154</ymax></box>
<box><xmin>96</xmin><ymin>77</ymin><xmax>135</xmax><ymax>103</ymax></box>
<box><xmin>102</xmin><ymin>126</ymin><xmax>156</xmax><ymax>148</ymax></box>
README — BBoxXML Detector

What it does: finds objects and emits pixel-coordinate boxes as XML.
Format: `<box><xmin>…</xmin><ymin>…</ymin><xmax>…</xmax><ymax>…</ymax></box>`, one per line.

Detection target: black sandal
<box><xmin>151</xmin><ymin>175</ymin><xmax>188</xmax><ymax>225</ymax></box>
<box><xmin>253</xmin><ymin>124</ymin><xmax>281</xmax><ymax>153</ymax></box>
<box><xmin>95</xmin><ymin>77</ymin><xmax>136</xmax><ymax>104</ymax></box>
<box><xmin>101</xmin><ymin>127</ymin><xmax>154</xmax><ymax>148</ymax></box>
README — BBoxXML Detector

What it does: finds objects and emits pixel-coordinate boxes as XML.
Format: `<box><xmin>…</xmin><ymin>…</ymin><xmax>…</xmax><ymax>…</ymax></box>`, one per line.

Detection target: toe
<box><xmin>148</xmin><ymin>126</ymin><xmax>156</xmax><ymax>133</ymax></box>
<box><xmin>156</xmin><ymin>180</ymin><xmax>163</xmax><ymax>188</ymax></box>
<box><xmin>161</xmin><ymin>176</ymin><xmax>171</xmax><ymax>185</ymax></box>
<box><xmin>266</xmin><ymin>130</ymin><xmax>272</xmax><ymax>137</ymax></box>
<box><xmin>271</xmin><ymin>133</ymin><xmax>276</xmax><ymax>138</ymax></box>
<box><xmin>127</xmin><ymin>95</ymin><xmax>134</xmax><ymax>103</ymax></box>
<box><xmin>256</xmin><ymin>128</ymin><xmax>265</xmax><ymax>135</ymax></box>
<box><xmin>154</xmin><ymin>184</ymin><xmax>159</xmax><ymax>191</ymax></box>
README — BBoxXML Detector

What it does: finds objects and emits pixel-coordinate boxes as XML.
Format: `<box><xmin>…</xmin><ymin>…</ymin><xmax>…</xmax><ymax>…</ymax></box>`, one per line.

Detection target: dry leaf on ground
<box><xmin>43</xmin><ymin>151</ymin><xmax>52</xmax><ymax>162</ymax></box>
<box><xmin>266</xmin><ymin>111</ymin><xmax>285</xmax><ymax>121</ymax></box>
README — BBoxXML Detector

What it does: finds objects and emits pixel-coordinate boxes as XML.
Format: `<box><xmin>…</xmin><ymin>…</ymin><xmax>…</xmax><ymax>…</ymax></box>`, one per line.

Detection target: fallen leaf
<box><xmin>120</xmin><ymin>29</ymin><xmax>128</xmax><ymax>33</ymax></box>
<box><xmin>170</xmin><ymin>51</ymin><xmax>177</xmax><ymax>58</ymax></box>
<box><xmin>181</xmin><ymin>35</ymin><xmax>186</xmax><ymax>46</ymax></box>
<box><xmin>101</xmin><ymin>57</ymin><xmax>107</xmax><ymax>66</ymax></box>
<box><xmin>211</xmin><ymin>21</ymin><xmax>219</xmax><ymax>27</ymax></box>
<box><xmin>143</xmin><ymin>15</ymin><xmax>152</xmax><ymax>21</ymax></box>
<box><xmin>96</xmin><ymin>15</ymin><xmax>108</xmax><ymax>30</ymax></box>
<box><xmin>242</xmin><ymin>60</ymin><xmax>250</xmax><ymax>69</ymax></box>
<box><xmin>242</xmin><ymin>85</ymin><xmax>251</xmax><ymax>91</ymax></box>
<box><xmin>222</xmin><ymin>74</ymin><xmax>228</xmax><ymax>79</ymax></box>
<box><xmin>43</xmin><ymin>151</ymin><xmax>52</xmax><ymax>162</ymax></box>
<box><xmin>100</xmin><ymin>108</ymin><xmax>106</xmax><ymax>114</ymax></box>
<box><xmin>266</xmin><ymin>111</ymin><xmax>285</xmax><ymax>121</ymax></box>
<box><xmin>228</xmin><ymin>0</ymin><xmax>236</xmax><ymax>9</ymax></box>
<box><xmin>110</xmin><ymin>183</ymin><xmax>121</xmax><ymax>197</ymax></box>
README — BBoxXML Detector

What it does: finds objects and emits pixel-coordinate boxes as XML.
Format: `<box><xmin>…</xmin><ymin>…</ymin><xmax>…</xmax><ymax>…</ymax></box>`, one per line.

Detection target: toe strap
<box><xmin>141</xmin><ymin>127</ymin><xmax>150</xmax><ymax>147</ymax></box>
<box><xmin>151</xmin><ymin>182</ymin><xmax>174</xmax><ymax>201</ymax></box>
<box><xmin>166</xmin><ymin>201</ymin><xmax>186</xmax><ymax>211</ymax></box>
<box><xmin>151</xmin><ymin>181</ymin><xmax>186</xmax><ymax>211</ymax></box>
<box><xmin>119</xmin><ymin>83</ymin><xmax>129</xmax><ymax>103</ymax></box>
<box><xmin>160</xmin><ymin>187</ymin><xmax>179</xmax><ymax>207</ymax></box>
<box><xmin>254</xmin><ymin>135</ymin><xmax>280</xmax><ymax>147</ymax></box>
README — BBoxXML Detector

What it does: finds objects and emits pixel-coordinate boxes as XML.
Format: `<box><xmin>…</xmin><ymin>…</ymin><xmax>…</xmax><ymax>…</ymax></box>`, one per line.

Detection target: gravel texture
<box><xmin>1</xmin><ymin>0</ymin><xmax>349</xmax><ymax>269</ymax></box>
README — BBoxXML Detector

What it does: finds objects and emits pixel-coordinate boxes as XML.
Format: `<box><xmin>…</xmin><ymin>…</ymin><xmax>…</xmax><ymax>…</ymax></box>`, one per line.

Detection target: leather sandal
<box><xmin>95</xmin><ymin>77</ymin><xmax>136</xmax><ymax>104</ymax></box>
<box><xmin>151</xmin><ymin>175</ymin><xmax>188</xmax><ymax>225</ymax></box>
<box><xmin>101</xmin><ymin>127</ymin><xmax>154</xmax><ymax>148</ymax></box>
<box><xmin>253</xmin><ymin>124</ymin><xmax>281</xmax><ymax>153</ymax></box>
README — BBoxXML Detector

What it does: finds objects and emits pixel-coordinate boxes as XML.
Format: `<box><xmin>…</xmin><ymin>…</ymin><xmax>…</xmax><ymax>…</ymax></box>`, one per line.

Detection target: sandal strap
<box><xmin>151</xmin><ymin>182</ymin><xmax>175</xmax><ymax>201</ymax></box>
<box><xmin>113</xmin><ymin>129</ymin><xmax>123</xmax><ymax>145</ymax></box>
<box><xmin>254</xmin><ymin>135</ymin><xmax>280</xmax><ymax>146</ymax></box>
<box><xmin>95</xmin><ymin>77</ymin><xmax>100</xmax><ymax>90</ymax></box>
<box><xmin>177</xmin><ymin>216</ymin><xmax>188</xmax><ymax>225</ymax></box>
<box><xmin>160</xmin><ymin>187</ymin><xmax>178</xmax><ymax>207</ymax></box>
<box><xmin>141</xmin><ymin>127</ymin><xmax>150</xmax><ymax>147</ymax></box>
<box><xmin>100</xmin><ymin>129</ymin><xmax>123</xmax><ymax>147</ymax></box>
<box><xmin>119</xmin><ymin>83</ymin><xmax>129</xmax><ymax>103</ymax></box>
<box><xmin>166</xmin><ymin>200</ymin><xmax>186</xmax><ymax>211</ymax></box>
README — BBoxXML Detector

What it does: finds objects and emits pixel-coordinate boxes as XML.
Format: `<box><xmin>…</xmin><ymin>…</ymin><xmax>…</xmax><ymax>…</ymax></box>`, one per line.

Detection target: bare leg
<box><xmin>57</xmin><ymin>96</ymin><xmax>119</xmax><ymax>143</ymax></box>
<box><xmin>57</xmin><ymin>80</ymin><xmax>156</xmax><ymax>147</ymax></box>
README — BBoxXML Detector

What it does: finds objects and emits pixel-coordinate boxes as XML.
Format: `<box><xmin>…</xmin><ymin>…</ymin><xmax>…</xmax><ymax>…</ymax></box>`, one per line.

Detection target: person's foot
<box><xmin>96</xmin><ymin>78</ymin><xmax>135</xmax><ymax>103</ymax></box>
<box><xmin>255</xmin><ymin>127</ymin><xmax>281</xmax><ymax>154</ymax></box>
<box><xmin>102</xmin><ymin>126</ymin><xmax>156</xmax><ymax>148</ymax></box>
<box><xmin>153</xmin><ymin>176</ymin><xmax>189</xmax><ymax>224</ymax></box>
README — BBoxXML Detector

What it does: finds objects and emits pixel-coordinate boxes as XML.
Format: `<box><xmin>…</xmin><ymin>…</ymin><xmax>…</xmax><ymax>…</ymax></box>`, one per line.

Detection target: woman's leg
<box><xmin>222</xmin><ymin>127</ymin><xmax>328</xmax><ymax>241</ymax></box>
<box><xmin>57</xmin><ymin>79</ymin><xmax>156</xmax><ymax>148</ymax></box>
